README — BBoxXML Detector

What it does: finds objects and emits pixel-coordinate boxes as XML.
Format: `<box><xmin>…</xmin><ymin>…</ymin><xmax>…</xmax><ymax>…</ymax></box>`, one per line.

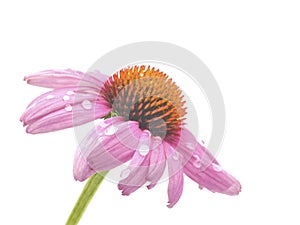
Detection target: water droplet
<box><xmin>120</xmin><ymin>168</ymin><xmax>130</xmax><ymax>179</ymax></box>
<box><xmin>172</xmin><ymin>151</ymin><xmax>179</xmax><ymax>160</ymax></box>
<box><xmin>46</xmin><ymin>94</ymin><xmax>54</xmax><ymax>99</ymax></box>
<box><xmin>97</xmin><ymin>137</ymin><xmax>104</xmax><ymax>143</ymax></box>
<box><xmin>81</xmin><ymin>100</ymin><xmax>92</xmax><ymax>110</ymax></box>
<box><xmin>186</xmin><ymin>142</ymin><xmax>195</xmax><ymax>151</ymax></box>
<box><xmin>65</xmin><ymin>104</ymin><xmax>72</xmax><ymax>111</ymax></box>
<box><xmin>63</xmin><ymin>95</ymin><xmax>70</xmax><ymax>101</ymax></box>
<box><xmin>138</xmin><ymin>144</ymin><xmax>149</xmax><ymax>156</ymax></box>
<box><xmin>192</xmin><ymin>154</ymin><xmax>202</xmax><ymax>168</ymax></box>
<box><xmin>66</xmin><ymin>90</ymin><xmax>75</xmax><ymax>95</ymax></box>
<box><xmin>97</xmin><ymin>120</ymin><xmax>107</xmax><ymax>128</ymax></box>
<box><xmin>212</xmin><ymin>163</ymin><xmax>222</xmax><ymax>172</ymax></box>
<box><xmin>105</xmin><ymin>125</ymin><xmax>118</xmax><ymax>135</ymax></box>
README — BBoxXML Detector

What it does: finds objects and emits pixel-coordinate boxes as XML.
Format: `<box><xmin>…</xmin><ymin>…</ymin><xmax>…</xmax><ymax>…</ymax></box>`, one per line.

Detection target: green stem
<box><xmin>66</xmin><ymin>171</ymin><xmax>108</xmax><ymax>225</ymax></box>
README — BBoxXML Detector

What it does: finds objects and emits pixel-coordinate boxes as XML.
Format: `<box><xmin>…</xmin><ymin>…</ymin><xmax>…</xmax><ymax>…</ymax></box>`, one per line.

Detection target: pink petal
<box><xmin>73</xmin><ymin>117</ymin><xmax>126</xmax><ymax>181</ymax></box>
<box><xmin>171</xmin><ymin>128</ymin><xmax>218</xmax><ymax>169</ymax></box>
<box><xmin>183</xmin><ymin>143</ymin><xmax>241</xmax><ymax>195</ymax></box>
<box><xmin>76</xmin><ymin>117</ymin><xmax>143</xmax><ymax>174</ymax></box>
<box><xmin>118</xmin><ymin>131</ymin><xmax>152</xmax><ymax>195</ymax></box>
<box><xmin>21</xmin><ymin>87</ymin><xmax>111</xmax><ymax>134</ymax></box>
<box><xmin>146</xmin><ymin>136</ymin><xmax>166</xmax><ymax>189</ymax></box>
<box><xmin>24</xmin><ymin>69</ymin><xmax>107</xmax><ymax>89</ymax></box>
<box><xmin>165</xmin><ymin>142</ymin><xmax>184</xmax><ymax>208</ymax></box>
<box><xmin>73</xmin><ymin>149</ymin><xmax>96</xmax><ymax>181</ymax></box>
<box><xmin>21</xmin><ymin>87</ymin><xmax>98</xmax><ymax>124</ymax></box>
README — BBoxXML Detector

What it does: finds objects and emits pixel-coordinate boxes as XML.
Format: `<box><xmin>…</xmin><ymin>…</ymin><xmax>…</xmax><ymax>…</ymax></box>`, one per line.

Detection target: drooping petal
<box><xmin>118</xmin><ymin>131</ymin><xmax>152</xmax><ymax>195</ymax></box>
<box><xmin>146</xmin><ymin>136</ymin><xmax>166</xmax><ymax>189</ymax></box>
<box><xmin>171</xmin><ymin>128</ymin><xmax>218</xmax><ymax>169</ymax></box>
<box><xmin>165</xmin><ymin>142</ymin><xmax>184</xmax><ymax>208</ymax></box>
<box><xmin>21</xmin><ymin>87</ymin><xmax>111</xmax><ymax>134</ymax></box>
<box><xmin>183</xmin><ymin>142</ymin><xmax>241</xmax><ymax>195</ymax></box>
<box><xmin>24</xmin><ymin>69</ymin><xmax>107</xmax><ymax>89</ymax></box>
<box><xmin>21</xmin><ymin>88</ymin><xmax>87</xmax><ymax>124</ymax></box>
<box><xmin>73</xmin><ymin>149</ymin><xmax>96</xmax><ymax>181</ymax></box>
<box><xmin>72</xmin><ymin>119</ymin><xmax>119</xmax><ymax>182</ymax></box>
<box><xmin>74</xmin><ymin>117</ymin><xmax>143</xmax><ymax>179</ymax></box>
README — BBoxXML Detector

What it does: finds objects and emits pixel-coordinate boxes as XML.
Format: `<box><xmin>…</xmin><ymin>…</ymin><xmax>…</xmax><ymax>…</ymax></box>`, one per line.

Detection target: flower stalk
<box><xmin>66</xmin><ymin>171</ymin><xmax>108</xmax><ymax>225</ymax></box>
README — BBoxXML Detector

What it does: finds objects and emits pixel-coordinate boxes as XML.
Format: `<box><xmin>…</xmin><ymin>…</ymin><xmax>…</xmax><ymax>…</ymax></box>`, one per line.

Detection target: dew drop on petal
<box><xmin>120</xmin><ymin>168</ymin><xmax>130</xmax><ymax>179</ymax></box>
<box><xmin>212</xmin><ymin>163</ymin><xmax>222</xmax><ymax>172</ymax></box>
<box><xmin>65</xmin><ymin>104</ymin><xmax>72</xmax><ymax>111</ymax></box>
<box><xmin>46</xmin><ymin>94</ymin><xmax>55</xmax><ymax>100</ymax></box>
<box><xmin>81</xmin><ymin>99</ymin><xmax>92</xmax><ymax>110</ymax></box>
<box><xmin>97</xmin><ymin>136</ymin><xmax>104</xmax><ymax>143</ymax></box>
<box><xmin>186</xmin><ymin>142</ymin><xmax>196</xmax><ymax>151</ymax></box>
<box><xmin>138</xmin><ymin>144</ymin><xmax>149</xmax><ymax>156</ymax></box>
<box><xmin>97</xmin><ymin>120</ymin><xmax>107</xmax><ymax>128</ymax></box>
<box><xmin>105</xmin><ymin>125</ymin><xmax>118</xmax><ymax>135</ymax></box>
<box><xmin>192</xmin><ymin>154</ymin><xmax>202</xmax><ymax>168</ymax></box>
<box><xmin>67</xmin><ymin>90</ymin><xmax>75</xmax><ymax>95</ymax></box>
<box><xmin>172</xmin><ymin>151</ymin><xmax>179</xmax><ymax>160</ymax></box>
<box><xmin>63</xmin><ymin>95</ymin><xmax>70</xmax><ymax>101</ymax></box>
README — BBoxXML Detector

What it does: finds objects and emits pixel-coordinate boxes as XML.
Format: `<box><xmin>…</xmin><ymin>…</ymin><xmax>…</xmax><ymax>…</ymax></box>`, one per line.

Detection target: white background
<box><xmin>1</xmin><ymin>0</ymin><xmax>300</xmax><ymax>224</ymax></box>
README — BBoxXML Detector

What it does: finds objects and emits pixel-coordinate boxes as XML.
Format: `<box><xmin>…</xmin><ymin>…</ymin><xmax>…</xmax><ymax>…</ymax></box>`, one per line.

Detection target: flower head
<box><xmin>21</xmin><ymin>66</ymin><xmax>241</xmax><ymax>207</ymax></box>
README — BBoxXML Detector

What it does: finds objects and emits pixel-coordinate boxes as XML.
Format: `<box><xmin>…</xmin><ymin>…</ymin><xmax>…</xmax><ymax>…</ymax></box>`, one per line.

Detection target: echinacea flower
<box><xmin>21</xmin><ymin>66</ymin><xmax>241</xmax><ymax>209</ymax></box>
